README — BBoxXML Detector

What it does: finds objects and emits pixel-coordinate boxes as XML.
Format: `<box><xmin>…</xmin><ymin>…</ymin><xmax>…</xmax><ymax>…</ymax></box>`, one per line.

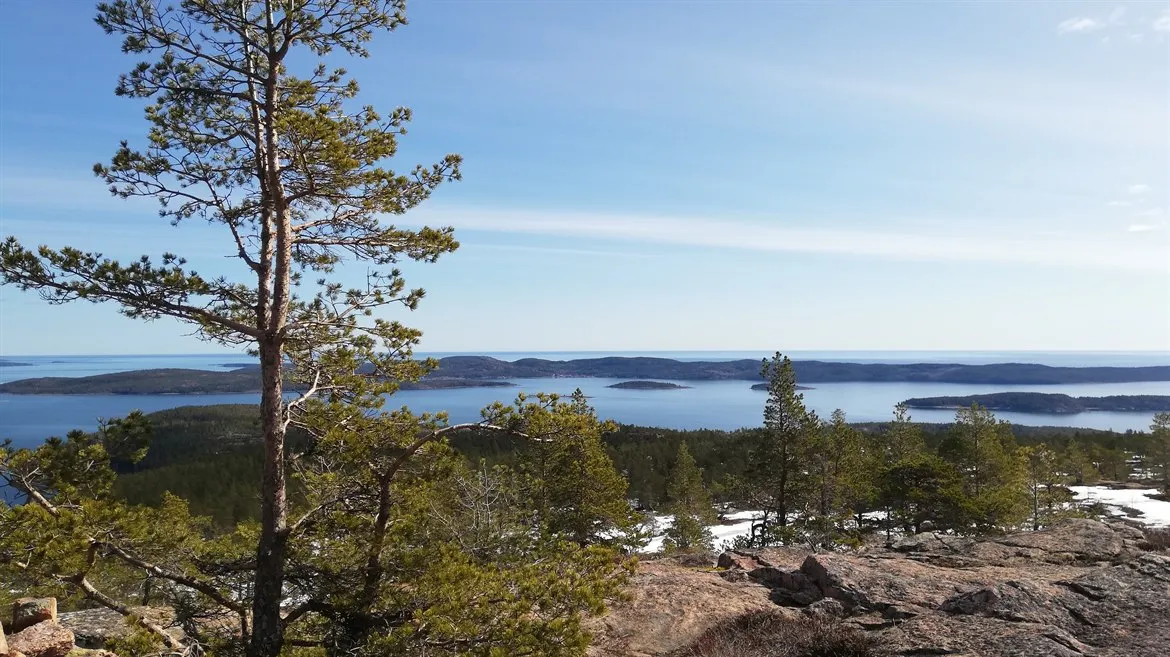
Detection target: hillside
<box><xmin>903</xmin><ymin>392</ymin><xmax>1170</xmax><ymax>414</ymax></box>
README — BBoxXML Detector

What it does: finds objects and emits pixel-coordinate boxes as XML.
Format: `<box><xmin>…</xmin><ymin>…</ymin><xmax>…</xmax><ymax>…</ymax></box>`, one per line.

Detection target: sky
<box><xmin>1</xmin><ymin>0</ymin><xmax>1169</xmax><ymax>355</ymax></box>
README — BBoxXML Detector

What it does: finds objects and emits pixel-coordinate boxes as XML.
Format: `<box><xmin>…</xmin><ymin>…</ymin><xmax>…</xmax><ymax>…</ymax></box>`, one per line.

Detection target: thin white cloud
<box><xmin>1154</xmin><ymin>11</ymin><xmax>1170</xmax><ymax>32</ymax></box>
<box><xmin>1128</xmin><ymin>222</ymin><xmax>1167</xmax><ymax>232</ymax></box>
<box><xmin>1108</xmin><ymin>200</ymin><xmax>1135</xmax><ymax>208</ymax></box>
<box><xmin>1108</xmin><ymin>7</ymin><xmax>1128</xmax><ymax>26</ymax></box>
<box><xmin>470</xmin><ymin>243</ymin><xmax>657</xmax><ymax>259</ymax></box>
<box><xmin>1128</xmin><ymin>184</ymin><xmax>1151</xmax><ymax>195</ymax></box>
<box><xmin>1058</xmin><ymin>17</ymin><xmax>1104</xmax><ymax>33</ymax></box>
<box><xmin>408</xmin><ymin>205</ymin><xmax>1170</xmax><ymax>273</ymax></box>
<box><xmin>1136</xmin><ymin>207</ymin><xmax>1166</xmax><ymax>218</ymax></box>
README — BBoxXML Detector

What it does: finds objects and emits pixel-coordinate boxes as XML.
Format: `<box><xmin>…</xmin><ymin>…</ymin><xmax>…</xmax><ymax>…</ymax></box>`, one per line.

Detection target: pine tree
<box><xmin>879</xmin><ymin>454</ymin><xmax>969</xmax><ymax>534</ymax></box>
<box><xmin>2</xmin><ymin>395</ymin><xmax>638</xmax><ymax>657</ymax></box>
<box><xmin>0</xmin><ymin>3</ymin><xmax>632</xmax><ymax>654</ymax></box>
<box><xmin>883</xmin><ymin>403</ymin><xmax>927</xmax><ymax>463</ymax></box>
<box><xmin>873</xmin><ymin>404</ymin><xmax>926</xmax><ymax>541</ymax></box>
<box><xmin>940</xmin><ymin>405</ymin><xmax>1029</xmax><ymax>532</ymax></box>
<box><xmin>662</xmin><ymin>442</ymin><xmax>717</xmax><ymax>552</ymax></box>
<box><xmin>1063</xmin><ymin>440</ymin><xmax>1099</xmax><ymax>486</ymax></box>
<box><xmin>1024</xmin><ymin>444</ymin><xmax>1074</xmax><ymax>530</ymax></box>
<box><xmin>1149</xmin><ymin>412</ymin><xmax>1170</xmax><ymax>493</ymax></box>
<box><xmin>741</xmin><ymin>352</ymin><xmax>818</xmax><ymax>546</ymax></box>
<box><xmin>805</xmin><ymin>409</ymin><xmax>871</xmax><ymax>545</ymax></box>
<box><xmin>519</xmin><ymin>390</ymin><xmax>642</xmax><ymax>549</ymax></box>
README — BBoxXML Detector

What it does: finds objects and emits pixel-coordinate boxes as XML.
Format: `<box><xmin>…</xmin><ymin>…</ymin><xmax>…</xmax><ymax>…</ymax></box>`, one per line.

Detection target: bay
<box><xmin>1</xmin><ymin>350</ymin><xmax>1168</xmax><ymax>447</ymax></box>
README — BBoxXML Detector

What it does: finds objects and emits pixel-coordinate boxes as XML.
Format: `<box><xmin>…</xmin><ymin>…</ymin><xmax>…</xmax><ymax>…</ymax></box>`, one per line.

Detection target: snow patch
<box><xmin>1070</xmin><ymin>485</ymin><xmax>1170</xmax><ymax>527</ymax></box>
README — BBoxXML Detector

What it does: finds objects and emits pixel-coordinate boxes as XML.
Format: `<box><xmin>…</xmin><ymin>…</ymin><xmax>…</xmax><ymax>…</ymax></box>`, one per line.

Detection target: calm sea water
<box><xmin>1</xmin><ymin>352</ymin><xmax>1168</xmax><ymax>447</ymax></box>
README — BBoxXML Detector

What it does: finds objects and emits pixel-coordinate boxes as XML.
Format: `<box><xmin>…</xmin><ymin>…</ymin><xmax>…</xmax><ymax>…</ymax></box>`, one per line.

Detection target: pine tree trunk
<box><xmin>251</xmin><ymin>338</ymin><xmax>288</xmax><ymax>657</ymax></box>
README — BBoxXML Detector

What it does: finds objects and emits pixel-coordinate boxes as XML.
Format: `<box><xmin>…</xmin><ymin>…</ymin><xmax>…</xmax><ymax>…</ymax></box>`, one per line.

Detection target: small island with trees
<box><xmin>902</xmin><ymin>392</ymin><xmax>1170</xmax><ymax>414</ymax></box>
<box><xmin>606</xmin><ymin>380</ymin><xmax>691</xmax><ymax>390</ymax></box>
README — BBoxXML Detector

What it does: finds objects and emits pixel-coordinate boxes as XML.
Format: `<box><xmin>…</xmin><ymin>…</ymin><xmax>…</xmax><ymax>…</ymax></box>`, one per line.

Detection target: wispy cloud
<box><xmin>1128</xmin><ymin>221</ymin><xmax>1167</xmax><ymax>233</ymax></box>
<box><xmin>1154</xmin><ymin>10</ymin><xmax>1170</xmax><ymax>32</ymax></box>
<box><xmin>469</xmin><ymin>243</ymin><xmax>658</xmax><ymax>260</ymax></box>
<box><xmin>1128</xmin><ymin>183</ymin><xmax>1151</xmax><ymax>195</ymax></box>
<box><xmin>1058</xmin><ymin>17</ymin><xmax>1104</xmax><ymax>34</ymax></box>
<box><xmin>409</xmin><ymin>205</ymin><xmax>1170</xmax><ymax>273</ymax></box>
<box><xmin>1135</xmin><ymin>207</ymin><xmax>1166</xmax><ymax>218</ymax></box>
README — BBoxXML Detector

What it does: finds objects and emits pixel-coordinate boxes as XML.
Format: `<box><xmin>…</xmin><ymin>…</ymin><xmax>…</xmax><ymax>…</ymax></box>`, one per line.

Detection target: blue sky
<box><xmin>1</xmin><ymin>1</ymin><xmax>1168</xmax><ymax>355</ymax></box>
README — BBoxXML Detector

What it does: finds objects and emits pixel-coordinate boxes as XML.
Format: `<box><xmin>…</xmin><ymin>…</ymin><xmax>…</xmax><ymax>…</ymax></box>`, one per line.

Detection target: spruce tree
<box><xmin>662</xmin><ymin>442</ymin><xmax>717</xmax><ymax>552</ymax></box>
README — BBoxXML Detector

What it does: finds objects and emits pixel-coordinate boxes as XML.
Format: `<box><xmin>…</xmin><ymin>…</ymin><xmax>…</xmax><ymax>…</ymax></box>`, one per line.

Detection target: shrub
<box><xmin>672</xmin><ymin>611</ymin><xmax>889</xmax><ymax>657</ymax></box>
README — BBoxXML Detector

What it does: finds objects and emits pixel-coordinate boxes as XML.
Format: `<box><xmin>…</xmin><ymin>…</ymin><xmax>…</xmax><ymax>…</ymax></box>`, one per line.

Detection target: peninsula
<box><xmin>902</xmin><ymin>392</ymin><xmax>1170</xmax><ymax>414</ymax></box>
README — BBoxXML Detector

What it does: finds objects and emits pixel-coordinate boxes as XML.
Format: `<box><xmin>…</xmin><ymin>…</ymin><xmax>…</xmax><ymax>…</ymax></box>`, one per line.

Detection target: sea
<box><xmin>1</xmin><ymin>351</ymin><xmax>1169</xmax><ymax>448</ymax></box>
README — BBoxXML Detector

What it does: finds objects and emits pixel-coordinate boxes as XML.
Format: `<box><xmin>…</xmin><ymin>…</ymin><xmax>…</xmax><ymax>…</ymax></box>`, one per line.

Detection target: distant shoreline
<box><xmin>1</xmin><ymin>355</ymin><xmax>1169</xmax><ymax>395</ymax></box>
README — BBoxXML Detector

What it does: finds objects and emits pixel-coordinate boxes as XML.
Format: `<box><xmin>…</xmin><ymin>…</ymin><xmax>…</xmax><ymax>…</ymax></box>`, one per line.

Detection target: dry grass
<box><xmin>1139</xmin><ymin>527</ymin><xmax>1170</xmax><ymax>552</ymax></box>
<box><xmin>671</xmin><ymin>611</ymin><xmax>889</xmax><ymax>657</ymax></box>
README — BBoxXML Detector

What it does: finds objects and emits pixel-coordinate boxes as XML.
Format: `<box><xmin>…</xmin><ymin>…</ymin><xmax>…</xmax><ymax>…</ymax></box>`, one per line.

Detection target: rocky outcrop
<box><xmin>586</xmin><ymin>557</ymin><xmax>792</xmax><ymax>656</ymax></box>
<box><xmin>591</xmin><ymin>520</ymin><xmax>1170</xmax><ymax>656</ymax></box>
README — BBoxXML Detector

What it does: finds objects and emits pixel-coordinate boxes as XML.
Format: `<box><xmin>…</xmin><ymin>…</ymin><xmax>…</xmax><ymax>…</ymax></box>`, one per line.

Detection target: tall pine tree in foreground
<box><xmin>740</xmin><ymin>352</ymin><xmax>818</xmax><ymax>546</ymax></box>
<box><xmin>662</xmin><ymin>442</ymin><xmax>717</xmax><ymax>552</ymax></box>
<box><xmin>0</xmin><ymin>2</ymin><xmax>631</xmax><ymax>656</ymax></box>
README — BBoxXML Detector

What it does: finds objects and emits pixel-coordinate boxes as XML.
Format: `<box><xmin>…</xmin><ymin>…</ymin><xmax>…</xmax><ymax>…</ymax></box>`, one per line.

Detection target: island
<box><xmin>901</xmin><ymin>392</ymin><xmax>1170</xmax><ymax>414</ymax></box>
<box><xmin>0</xmin><ymin>359</ymin><xmax>33</xmax><ymax>367</ymax></box>
<box><xmin>606</xmin><ymin>380</ymin><xmax>691</xmax><ymax>390</ymax></box>
<box><xmin>0</xmin><ymin>367</ymin><xmax>513</xmax><ymax>395</ymax></box>
<box><xmin>751</xmin><ymin>383</ymin><xmax>813</xmax><ymax>391</ymax></box>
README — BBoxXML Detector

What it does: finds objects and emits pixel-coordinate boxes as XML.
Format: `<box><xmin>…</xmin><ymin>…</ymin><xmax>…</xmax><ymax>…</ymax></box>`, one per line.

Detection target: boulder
<box><xmin>6</xmin><ymin>622</ymin><xmax>74</xmax><ymax>657</ymax></box>
<box><xmin>10</xmin><ymin>599</ymin><xmax>57</xmax><ymax>633</ymax></box>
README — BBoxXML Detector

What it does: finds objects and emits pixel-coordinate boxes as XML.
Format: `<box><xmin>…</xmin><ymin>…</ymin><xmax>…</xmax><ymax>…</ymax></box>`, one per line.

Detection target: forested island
<box><xmin>0</xmin><ymin>359</ymin><xmax>33</xmax><ymax>367</ymax></box>
<box><xmin>607</xmin><ymin>380</ymin><xmax>691</xmax><ymax>390</ymax></box>
<box><xmin>2</xmin><ymin>356</ymin><xmax>1169</xmax><ymax>394</ymax></box>
<box><xmin>903</xmin><ymin>392</ymin><xmax>1170</xmax><ymax>414</ymax></box>
<box><xmin>430</xmin><ymin>356</ymin><xmax>1170</xmax><ymax>384</ymax></box>
<box><xmin>751</xmin><ymin>382</ymin><xmax>813</xmax><ymax>391</ymax></box>
<box><xmin>0</xmin><ymin>367</ymin><xmax>512</xmax><ymax>394</ymax></box>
